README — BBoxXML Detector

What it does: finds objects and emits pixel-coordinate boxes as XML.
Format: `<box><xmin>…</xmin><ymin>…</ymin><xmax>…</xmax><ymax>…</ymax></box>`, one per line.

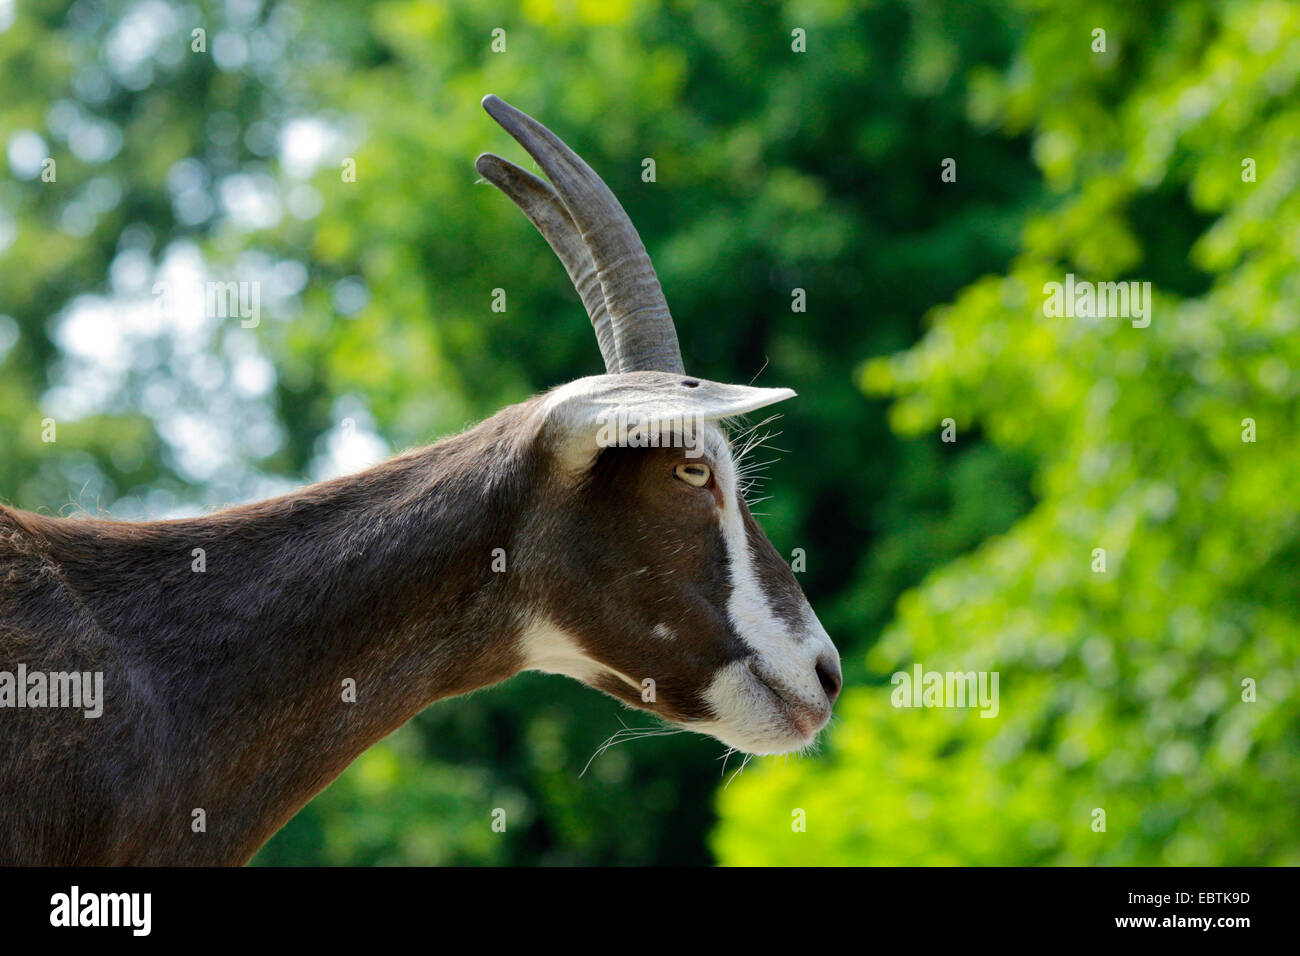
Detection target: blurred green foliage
<box><xmin>4</xmin><ymin>0</ymin><xmax>1289</xmax><ymax>866</ymax></box>
<box><xmin>716</xmin><ymin>0</ymin><xmax>1300</xmax><ymax>865</ymax></box>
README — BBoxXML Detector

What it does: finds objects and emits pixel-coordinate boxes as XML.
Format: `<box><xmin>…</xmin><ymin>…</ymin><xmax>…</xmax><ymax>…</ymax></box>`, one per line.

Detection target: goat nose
<box><xmin>815</xmin><ymin>655</ymin><xmax>842</xmax><ymax>705</ymax></box>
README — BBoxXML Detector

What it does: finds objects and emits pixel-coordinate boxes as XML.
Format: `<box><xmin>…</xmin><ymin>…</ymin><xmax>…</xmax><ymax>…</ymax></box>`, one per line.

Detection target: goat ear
<box><xmin>538</xmin><ymin>370</ymin><xmax>795</xmax><ymax>470</ymax></box>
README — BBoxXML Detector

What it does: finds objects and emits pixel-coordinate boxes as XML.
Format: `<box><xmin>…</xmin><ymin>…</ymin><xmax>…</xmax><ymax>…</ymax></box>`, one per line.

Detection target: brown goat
<box><xmin>0</xmin><ymin>97</ymin><xmax>841</xmax><ymax>865</ymax></box>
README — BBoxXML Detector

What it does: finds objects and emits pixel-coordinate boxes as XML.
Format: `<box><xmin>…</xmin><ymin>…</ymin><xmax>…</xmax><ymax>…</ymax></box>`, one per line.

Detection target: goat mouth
<box><xmin>745</xmin><ymin>661</ymin><xmax>821</xmax><ymax>738</ymax></box>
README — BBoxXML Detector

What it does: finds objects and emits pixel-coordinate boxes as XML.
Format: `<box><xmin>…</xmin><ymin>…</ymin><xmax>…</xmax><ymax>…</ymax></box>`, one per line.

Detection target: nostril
<box><xmin>815</xmin><ymin>657</ymin><xmax>842</xmax><ymax>705</ymax></box>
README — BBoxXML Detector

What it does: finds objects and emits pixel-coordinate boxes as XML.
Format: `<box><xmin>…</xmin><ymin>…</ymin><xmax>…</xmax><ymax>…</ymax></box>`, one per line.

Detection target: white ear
<box><xmin>538</xmin><ymin>371</ymin><xmax>795</xmax><ymax>470</ymax></box>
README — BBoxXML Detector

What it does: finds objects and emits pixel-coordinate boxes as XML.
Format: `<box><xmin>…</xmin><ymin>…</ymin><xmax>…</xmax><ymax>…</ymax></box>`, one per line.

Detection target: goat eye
<box><xmin>674</xmin><ymin>463</ymin><xmax>711</xmax><ymax>487</ymax></box>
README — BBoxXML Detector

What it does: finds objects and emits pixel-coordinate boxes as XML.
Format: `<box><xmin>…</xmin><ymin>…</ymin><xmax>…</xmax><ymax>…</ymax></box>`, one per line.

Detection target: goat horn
<box><xmin>479</xmin><ymin>94</ymin><xmax>685</xmax><ymax>375</ymax></box>
<box><xmin>475</xmin><ymin>153</ymin><xmax>620</xmax><ymax>371</ymax></box>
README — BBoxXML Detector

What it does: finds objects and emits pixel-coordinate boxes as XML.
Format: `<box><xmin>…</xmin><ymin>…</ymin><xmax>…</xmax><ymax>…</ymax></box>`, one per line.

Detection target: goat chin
<box><xmin>690</xmin><ymin>661</ymin><xmax>833</xmax><ymax>756</ymax></box>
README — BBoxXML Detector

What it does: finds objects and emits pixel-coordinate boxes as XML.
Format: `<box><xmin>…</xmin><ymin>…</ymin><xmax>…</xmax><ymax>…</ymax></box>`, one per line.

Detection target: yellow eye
<box><xmin>674</xmin><ymin>463</ymin><xmax>711</xmax><ymax>487</ymax></box>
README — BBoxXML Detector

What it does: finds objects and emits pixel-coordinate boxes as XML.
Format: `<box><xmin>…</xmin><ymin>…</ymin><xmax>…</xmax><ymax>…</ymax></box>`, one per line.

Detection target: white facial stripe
<box><xmin>711</xmin><ymin>429</ymin><xmax>825</xmax><ymax>702</ymax></box>
<box><xmin>688</xmin><ymin>423</ymin><xmax>840</xmax><ymax>753</ymax></box>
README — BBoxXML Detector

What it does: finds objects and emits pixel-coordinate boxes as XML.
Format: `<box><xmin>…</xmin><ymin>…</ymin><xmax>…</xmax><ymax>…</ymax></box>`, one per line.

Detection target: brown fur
<box><xmin>0</xmin><ymin>394</ymin><xmax>796</xmax><ymax>864</ymax></box>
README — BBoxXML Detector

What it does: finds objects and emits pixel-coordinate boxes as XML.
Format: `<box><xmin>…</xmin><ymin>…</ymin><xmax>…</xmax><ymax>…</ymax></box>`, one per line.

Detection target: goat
<box><xmin>0</xmin><ymin>96</ymin><xmax>842</xmax><ymax>865</ymax></box>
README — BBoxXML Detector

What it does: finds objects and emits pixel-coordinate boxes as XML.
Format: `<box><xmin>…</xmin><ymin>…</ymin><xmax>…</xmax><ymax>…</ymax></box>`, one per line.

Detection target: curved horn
<box><xmin>475</xmin><ymin>153</ymin><xmax>619</xmax><ymax>371</ymax></box>
<box><xmin>479</xmin><ymin>94</ymin><xmax>685</xmax><ymax>375</ymax></box>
